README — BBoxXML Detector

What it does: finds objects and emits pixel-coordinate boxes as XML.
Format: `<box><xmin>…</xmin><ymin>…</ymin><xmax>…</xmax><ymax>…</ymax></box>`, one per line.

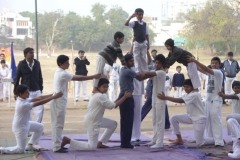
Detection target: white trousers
<box><xmin>225</xmin><ymin>77</ymin><xmax>237</xmax><ymax>95</ymax></box>
<box><xmin>170</xmin><ymin>114</ymin><xmax>214</xmax><ymax>145</ymax></box>
<box><xmin>109</xmin><ymin>79</ymin><xmax>119</xmax><ymax>102</ymax></box>
<box><xmin>75</xmin><ymin>80</ymin><xmax>88</xmax><ymax>100</ymax></box>
<box><xmin>205</xmin><ymin>100</ymin><xmax>224</xmax><ymax>146</ymax></box>
<box><xmin>151</xmin><ymin>102</ymin><xmax>165</xmax><ymax>146</ymax></box>
<box><xmin>226</xmin><ymin>113</ymin><xmax>240</xmax><ymax>135</ymax></box>
<box><xmin>50</xmin><ymin>100</ymin><xmax>66</xmax><ymax>151</ymax></box>
<box><xmin>132</xmin><ymin>95</ymin><xmax>142</xmax><ymax>140</ymax></box>
<box><xmin>29</xmin><ymin>90</ymin><xmax>44</xmax><ymax>123</ymax></box>
<box><xmin>70</xmin><ymin>118</ymin><xmax>117</xmax><ymax>150</ymax></box>
<box><xmin>227</xmin><ymin>118</ymin><xmax>240</xmax><ymax>159</ymax></box>
<box><xmin>165</xmin><ymin>86</ymin><xmax>170</xmax><ymax>105</ymax></box>
<box><xmin>174</xmin><ymin>87</ymin><xmax>182</xmax><ymax>98</ymax></box>
<box><xmin>93</xmin><ymin>55</ymin><xmax>106</xmax><ymax>87</ymax></box>
<box><xmin>133</xmin><ymin>40</ymin><xmax>148</xmax><ymax>73</ymax></box>
<box><xmin>0</xmin><ymin>82</ymin><xmax>9</xmax><ymax>99</ymax></box>
<box><xmin>1</xmin><ymin>121</ymin><xmax>43</xmax><ymax>154</ymax></box>
<box><xmin>187</xmin><ymin>62</ymin><xmax>201</xmax><ymax>89</ymax></box>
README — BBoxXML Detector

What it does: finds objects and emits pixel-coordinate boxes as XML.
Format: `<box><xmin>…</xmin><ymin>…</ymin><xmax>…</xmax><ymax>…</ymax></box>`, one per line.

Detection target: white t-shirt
<box><xmin>0</xmin><ymin>66</ymin><xmax>10</xmax><ymax>79</ymax></box>
<box><xmin>106</xmin><ymin>63</ymin><xmax>120</xmax><ymax>80</ymax></box>
<box><xmin>152</xmin><ymin>70</ymin><xmax>166</xmax><ymax>103</ymax></box>
<box><xmin>206</xmin><ymin>69</ymin><xmax>223</xmax><ymax>101</ymax></box>
<box><xmin>182</xmin><ymin>92</ymin><xmax>206</xmax><ymax>121</ymax></box>
<box><xmin>84</xmin><ymin>93</ymin><xmax>115</xmax><ymax>127</ymax></box>
<box><xmin>128</xmin><ymin>20</ymin><xmax>150</xmax><ymax>35</ymax></box>
<box><xmin>198</xmin><ymin>71</ymin><xmax>202</xmax><ymax>81</ymax></box>
<box><xmin>103</xmin><ymin>64</ymin><xmax>109</xmax><ymax>77</ymax></box>
<box><xmin>165</xmin><ymin>73</ymin><xmax>171</xmax><ymax>87</ymax></box>
<box><xmin>53</xmin><ymin>68</ymin><xmax>73</xmax><ymax>104</ymax></box>
<box><xmin>230</xmin><ymin>93</ymin><xmax>240</xmax><ymax>114</ymax></box>
<box><xmin>12</xmin><ymin>98</ymin><xmax>33</xmax><ymax>130</ymax></box>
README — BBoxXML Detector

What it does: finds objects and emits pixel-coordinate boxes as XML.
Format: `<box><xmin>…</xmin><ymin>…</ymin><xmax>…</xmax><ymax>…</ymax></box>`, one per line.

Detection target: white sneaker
<box><xmin>25</xmin><ymin>145</ymin><xmax>40</xmax><ymax>151</ymax></box>
<box><xmin>144</xmin><ymin>142</ymin><xmax>156</xmax><ymax>146</ymax></box>
<box><xmin>150</xmin><ymin>144</ymin><xmax>163</xmax><ymax>149</ymax></box>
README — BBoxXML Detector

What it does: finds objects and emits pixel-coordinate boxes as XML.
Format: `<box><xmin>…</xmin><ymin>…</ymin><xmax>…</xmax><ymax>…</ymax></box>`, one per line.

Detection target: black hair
<box><xmin>183</xmin><ymin>79</ymin><xmax>193</xmax><ymax>88</ymax></box>
<box><xmin>211</xmin><ymin>57</ymin><xmax>221</xmax><ymax>65</ymax></box>
<box><xmin>16</xmin><ymin>84</ymin><xmax>29</xmax><ymax>96</ymax></box>
<box><xmin>1</xmin><ymin>60</ymin><xmax>5</xmax><ymax>64</ymax></box>
<box><xmin>164</xmin><ymin>66</ymin><xmax>169</xmax><ymax>69</ymax></box>
<box><xmin>135</xmin><ymin>8</ymin><xmax>144</xmax><ymax>14</ymax></box>
<box><xmin>78</xmin><ymin>50</ymin><xmax>85</xmax><ymax>54</ymax></box>
<box><xmin>176</xmin><ymin>66</ymin><xmax>181</xmax><ymax>69</ymax></box>
<box><xmin>124</xmin><ymin>54</ymin><xmax>133</xmax><ymax>63</ymax></box>
<box><xmin>23</xmin><ymin>47</ymin><xmax>34</xmax><ymax>57</ymax></box>
<box><xmin>98</xmin><ymin>78</ymin><xmax>109</xmax><ymax>87</ymax></box>
<box><xmin>232</xmin><ymin>81</ymin><xmax>240</xmax><ymax>89</ymax></box>
<box><xmin>154</xmin><ymin>54</ymin><xmax>165</xmax><ymax>65</ymax></box>
<box><xmin>151</xmin><ymin>49</ymin><xmax>157</xmax><ymax>53</ymax></box>
<box><xmin>57</xmin><ymin>55</ymin><xmax>69</xmax><ymax>66</ymax></box>
<box><xmin>228</xmin><ymin>52</ymin><xmax>233</xmax><ymax>56</ymax></box>
<box><xmin>165</xmin><ymin>39</ymin><xmax>174</xmax><ymax>48</ymax></box>
<box><xmin>114</xmin><ymin>31</ymin><xmax>124</xmax><ymax>40</ymax></box>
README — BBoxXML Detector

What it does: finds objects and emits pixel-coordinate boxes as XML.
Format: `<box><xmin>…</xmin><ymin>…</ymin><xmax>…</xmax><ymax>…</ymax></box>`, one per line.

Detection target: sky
<box><xmin>0</xmin><ymin>0</ymin><xmax>205</xmax><ymax>17</ymax></box>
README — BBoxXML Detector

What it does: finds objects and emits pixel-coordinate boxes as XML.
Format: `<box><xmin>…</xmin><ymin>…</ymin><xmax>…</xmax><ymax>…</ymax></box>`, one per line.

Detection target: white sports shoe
<box><xmin>150</xmin><ymin>144</ymin><xmax>163</xmax><ymax>149</ymax></box>
<box><xmin>144</xmin><ymin>142</ymin><xmax>156</xmax><ymax>146</ymax></box>
<box><xmin>25</xmin><ymin>145</ymin><xmax>40</xmax><ymax>151</ymax></box>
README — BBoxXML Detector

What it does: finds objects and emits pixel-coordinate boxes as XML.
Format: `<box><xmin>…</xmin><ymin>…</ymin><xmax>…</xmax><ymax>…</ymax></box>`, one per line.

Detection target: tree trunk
<box><xmin>226</xmin><ymin>40</ymin><xmax>231</xmax><ymax>52</ymax></box>
<box><xmin>88</xmin><ymin>45</ymin><xmax>92</xmax><ymax>52</ymax></box>
<box><xmin>209</xmin><ymin>43</ymin><xmax>214</xmax><ymax>55</ymax></box>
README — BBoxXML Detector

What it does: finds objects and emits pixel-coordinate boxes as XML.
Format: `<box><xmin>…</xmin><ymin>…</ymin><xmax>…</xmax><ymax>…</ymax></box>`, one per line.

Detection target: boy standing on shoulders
<box><xmin>51</xmin><ymin>55</ymin><xmax>100</xmax><ymax>153</ymax></box>
<box><xmin>125</xmin><ymin>8</ymin><xmax>150</xmax><ymax>73</ymax></box>
<box><xmin>187</xmin><ymin>56</ymin><xmax>224</xmax><ymax>147</ymax></box>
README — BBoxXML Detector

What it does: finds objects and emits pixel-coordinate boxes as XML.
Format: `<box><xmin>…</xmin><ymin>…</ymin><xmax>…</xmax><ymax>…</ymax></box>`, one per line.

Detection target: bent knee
<box><xmin>227</xmin><ymin>118</ymin><xmax>236</xmax><ymax>125</ymax></box>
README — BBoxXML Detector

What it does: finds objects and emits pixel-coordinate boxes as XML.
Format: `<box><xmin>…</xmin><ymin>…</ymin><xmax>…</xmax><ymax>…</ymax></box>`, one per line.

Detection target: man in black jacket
<box><xmin>14</xmin><ymin>47</ymin><xmax>44</xmax><ymax>123</ymax></box>
<box><xmin>74</xmin><ymin>50</ymin><xmax>90</xmax><ymax>102</ymax></box>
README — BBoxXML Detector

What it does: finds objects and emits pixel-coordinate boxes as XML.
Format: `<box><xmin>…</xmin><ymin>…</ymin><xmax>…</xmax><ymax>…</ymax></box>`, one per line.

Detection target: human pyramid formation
<box><xmin>1</xmin><ymin>8</ymin><xmax>240</xmax><ymax>159</ymax></box>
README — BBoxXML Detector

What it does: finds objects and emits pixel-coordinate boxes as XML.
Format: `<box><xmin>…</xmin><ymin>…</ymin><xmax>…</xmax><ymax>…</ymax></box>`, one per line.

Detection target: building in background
<box><xmin>0</xmin><ymin>8</ymin><xmax>33</xmax><ymax>40</ymax></box>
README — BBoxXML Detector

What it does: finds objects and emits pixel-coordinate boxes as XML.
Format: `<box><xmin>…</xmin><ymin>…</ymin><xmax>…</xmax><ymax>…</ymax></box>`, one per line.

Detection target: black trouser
<box><xmin>119</xmin><ymin>93</ymin><xmax>134</xmax><ymax>147</ymax></box>
<box><xmin>141</xmin><ymin>91</ymin><xmax>170</xmax><ymax>129</ymax></box>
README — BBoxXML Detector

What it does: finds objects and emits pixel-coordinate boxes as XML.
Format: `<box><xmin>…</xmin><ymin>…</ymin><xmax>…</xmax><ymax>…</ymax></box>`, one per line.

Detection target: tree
<box><xmin>38</xmin><ymin>10</ymin><xmax>64</xmax><ymax>56</ymax></box>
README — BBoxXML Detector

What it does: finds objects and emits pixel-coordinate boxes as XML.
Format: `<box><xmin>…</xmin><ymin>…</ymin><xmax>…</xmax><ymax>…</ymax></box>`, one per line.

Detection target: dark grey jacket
<box><xmin>223</xmin><ymin>59</ymin><xmax>239</xmax><ymax>78</ymax></box>
<box><xmin>99</xmin><ymin>40</ymin><xmax>126</xmax><ymax>66</ymax></box>
<box><xmin>165</xmin><ymin>46</ymin><xmax>194</xmax><ymax>67</ymax></box>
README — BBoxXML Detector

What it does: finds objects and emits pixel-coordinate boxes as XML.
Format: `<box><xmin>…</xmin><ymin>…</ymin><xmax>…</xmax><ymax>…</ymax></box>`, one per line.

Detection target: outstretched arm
<box><xmin>32</xmin><ymin>92</ymin><xmax>63</xmax><ymax>107</ymax></box>
<box><xmin>31</xmin><ymin>94</ymin><xmax>53</xmax><ymax>102</ymax></box>
<box><xmin>218</xmin><ymin>92</ymin><xmax>239</xmax><ymax>100</ymax></box>
<box><xmin>124</xmin><ymin>13</ymin><xmax>135</xmax><ymax>26</ymax></box>
<box><xmin>157</xmin><ymin>92</ymin><xmax>184</xmax><ymax>103</ymax></box>
<box><xmin>187</xmin><ymin>57</ymin><xmax>214</xmax><ymax>75</ymax></box>
<box><xmin>72</xmin><ymin>74</ymin><xmax>101</xmax><ymax>81</ymax></box>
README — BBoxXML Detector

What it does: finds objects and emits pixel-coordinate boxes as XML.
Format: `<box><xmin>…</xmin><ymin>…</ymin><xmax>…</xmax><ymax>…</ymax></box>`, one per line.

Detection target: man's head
<box><xmin>227</xmin><ymin>52</ymin><xmax>233</xmax><ymax>61</ymax></box>
<box><xmin>232</xmin><ymin>81</ymin><xmax>240</xmax><ymax>94</ymax></box>
<box><xmin>57</xmin><ymin>55</ymin><xmax>70</xmax><ymax>69</ymax></box>
<box><xmin>124</xmin><ymin>54</ymin><xmax>134</xmax><ymax>68</ymax></box>
<box><xmin>23</xmin><ymin>47</ymin><xmax>34</xmax><ymax>59</ymax></box>
<box><xmin>1</xmin><ymin>60</ymin><xmax>6</xmax><ymax>68</ymax></box>
<box><xmin>114</xmin><ymin>31</ymin><xmax>124</xmax><ymax>44</ymax></box>
<box><xmin>151</xmin><ymin>49</ymin><xmax>157</xmax><ymax>58</ymax></box>
<box><xmin>97</xmin><ymin>78</ymin><xmax>109</xmax><ymax>94</ymax></box>
<box><xmin>78</xmin><ymin>50</ymin><xmax>85</xmax><ymax>59</ymax></box>
<box><xmin>176</xmin><ymin>66</ymin><xmax>181</xmax><ymax>73</ymax></box>
<box><xmin>154</xmin><ymin>54</ymin><xmax>165</xmax><ymax>70</ymax></box>
<box><xmin>135</xmin><ymin>8</ymin><xmax>144</xmax><ymax>21</ymax></box>
<box><xmin>210</xmin><ymin>57</ymin><xmax>221</xmax><ymax>69</ymax></box>
<box><xmin>183</xmin><ymin>79</ymin><xmax>194</xmax><ymax>94</ymax></box>
<box><xmin>165</xmin><ymin>39</ymin><xmax>174</xmax><ymax>51</ymax></box>
<box><xmin>0</xmin><ymin>53</ymin><xmax>5</xmax><ymax>60</ymax></box>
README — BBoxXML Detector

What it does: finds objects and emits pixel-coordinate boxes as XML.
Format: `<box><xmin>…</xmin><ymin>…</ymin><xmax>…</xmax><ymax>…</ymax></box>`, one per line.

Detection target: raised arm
<box><xmin>218</xmin><ymin>92</ymin><xmax>239</xmax><ymax>100</ymax></box>
<box><xmin>187</xmin><ymin>57</ymin><xmax>214</xmax><ymax>75</ymax></box>
<box><xmin>32</xmin><ymin>92</ymin><xmax>63</xmax><ymax>107</ymax></box>
<box><xmin>114</xmin><ymin>91</ymin><xmax>132</xmax><ymax>108</ymax></box>
<box><xmin>31</xmin><ymin>94</ymin><xmax>53</xmax><ymax>102</ymax></box>
<box><xmin>157</xmin><ymin>92</ymin><xmax>184</xmax><ymax>103</ymax></box>
<box><xmin>72</xmin><ymin>74</ymin><xmax>101</xmax><ymax>81</ymax></box>
<box><xmin>124</xmin><ymin>13</ymin><xmax>135</xmax><ymax>26</ymax></box>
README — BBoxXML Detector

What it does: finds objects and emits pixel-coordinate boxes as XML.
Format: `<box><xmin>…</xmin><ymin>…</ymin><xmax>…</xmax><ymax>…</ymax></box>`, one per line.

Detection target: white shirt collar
<box><xmin>26</xmin><ymin>59</ymin><xmax>34</xmax><ymax>70</ymax></box>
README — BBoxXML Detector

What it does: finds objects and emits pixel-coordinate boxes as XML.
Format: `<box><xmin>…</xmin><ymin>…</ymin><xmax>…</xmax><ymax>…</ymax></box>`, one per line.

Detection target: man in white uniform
<box><xmin>50</xmin><ymin>55</ymin><xmax>100</xmax><ymax>153</ymax></box>
<box><xmin>187</xmin><ymin>56</ymin><xmax>224</xmax><ymax>147</ymax></box>
<box><xmin>0</xmin><ymin>60</ymin><xmax>10</xmax><ymax>101</ymax></box>
<box><xmin>106</xmin><ymin>61</ymin><xmax>120</xmax><ymax>102</ymax></box>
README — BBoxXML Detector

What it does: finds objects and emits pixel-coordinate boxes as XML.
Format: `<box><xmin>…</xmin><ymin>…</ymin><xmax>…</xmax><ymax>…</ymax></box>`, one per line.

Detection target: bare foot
<box><xmin>97</xmin><ymin>142</ymin><xmax>109</xmax><ymax>148</ymax></box>
<box><xmin>61</xmin><ymin>136</ymin><xmax>70</xmax><ymax>148</ymax></box>
<box><xmin>170</xmin><ymin>139</ymin><xmax>184</xmax><ymax>145</ymax></box>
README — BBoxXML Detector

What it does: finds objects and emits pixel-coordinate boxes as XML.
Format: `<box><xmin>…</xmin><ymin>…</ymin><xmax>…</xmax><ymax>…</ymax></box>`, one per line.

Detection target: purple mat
<box><xmin>37</xmin><ymin>133</ymin><xmax>211</xmax><ymax>160</ymax></box>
